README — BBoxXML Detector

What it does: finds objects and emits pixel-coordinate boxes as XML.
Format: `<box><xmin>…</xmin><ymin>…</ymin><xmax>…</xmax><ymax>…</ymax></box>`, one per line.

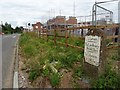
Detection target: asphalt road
<box><xmin>2</xmin><ymin>34</ymin><xmax>20</xmax><ymax>88</ymax></box>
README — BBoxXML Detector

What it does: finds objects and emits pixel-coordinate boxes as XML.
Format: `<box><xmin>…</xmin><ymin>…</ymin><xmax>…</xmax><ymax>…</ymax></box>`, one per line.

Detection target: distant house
<box><xmin>45</xmin><ymin>16</ymin><xmax>77</xmax><ymax>30</ymax></box>
<box><xmin>66</xmin><ymin>16</ymin><xmax>77</xmax><ymax>27</ymax></box>
<box><xmin>32</xmin><ymin>22</ymin><xmax>43</xmax><ymax>32</ymax></box>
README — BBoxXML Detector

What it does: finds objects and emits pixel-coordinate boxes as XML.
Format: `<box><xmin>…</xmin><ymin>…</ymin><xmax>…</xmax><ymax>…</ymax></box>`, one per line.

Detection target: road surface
<box><xmin>2</xmin><ymin>34</ymin><xmax>20</xmax><ymax>88</ymax></box>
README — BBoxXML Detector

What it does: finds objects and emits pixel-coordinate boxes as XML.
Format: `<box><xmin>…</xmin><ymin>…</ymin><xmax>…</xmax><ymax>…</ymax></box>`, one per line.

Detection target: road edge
<box><xmin>13</xmin><ymin>35</ymin><xmax>20</xmax><ymax>89</ymax></box>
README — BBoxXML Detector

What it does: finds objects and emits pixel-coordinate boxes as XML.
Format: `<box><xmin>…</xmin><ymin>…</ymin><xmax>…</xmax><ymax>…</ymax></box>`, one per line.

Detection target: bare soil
<box><xmin>59</xmin><ymin>69</ymin><xmax>73</xmax><ymax>88</ymax></box>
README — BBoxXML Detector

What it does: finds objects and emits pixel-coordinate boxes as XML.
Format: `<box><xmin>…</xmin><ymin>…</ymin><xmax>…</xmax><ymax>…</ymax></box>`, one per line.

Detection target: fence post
<box><xmin>81</xmin><ymin>29</ymin><xmax>83</xmax><ymax>37</ymax></box>
<box><xmin>72</xmin><ymin>29</ymin><xmax>74</xmax><ymax>37</ymax></box>
<box><xmin>114</xmin><ymin>27</ymin><xmax>119</xmax><ymax>42</ymax></box>
<box><xmin>65</xmin><ymin>28</ymin><xmax>68</xmax><ymax>47</ymax></box>
<box><xmin>46</xmin><ymin>29</ymin><xmax>48</xmax><ymax>42</ymax></box>
<box><xmin>54</xmin><ymin>28</ymin><xmax>56</xmax><ymax>45</ymax></box>
<box><xmin>37</xmin><ymin>29</ymin><xmax>39</xmax><ymax>37</ymax></box>
<box><xmin>42</xmin><ymin>28</ymin><xmax>44</xmax><ymax>40</ymax></box>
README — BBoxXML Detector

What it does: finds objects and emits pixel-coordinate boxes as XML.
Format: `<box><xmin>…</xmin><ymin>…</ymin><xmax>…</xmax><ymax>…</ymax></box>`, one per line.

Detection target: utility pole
<box><xmin>118</xmin><ymin>0</ymin><xmax>120</xmax><ymax>23</ymax></box>
<box><xmin>49</xmin><ymin>9</ymin><xmax>51</xmax><ymax>19</ymax></box>
<box><xmin>60</xmin><ymin>10</ymin><xmax>61</xmax><ymax>16</ymax></box>
<box><xmin>54</xmin><ymin>9</ymin><xmax>56</xmax><ymax>18</ymax></box>
<box><xmin>73</xmin><ymin>0</ymin><xmax>76</xmax><ymax>17</ymax></box>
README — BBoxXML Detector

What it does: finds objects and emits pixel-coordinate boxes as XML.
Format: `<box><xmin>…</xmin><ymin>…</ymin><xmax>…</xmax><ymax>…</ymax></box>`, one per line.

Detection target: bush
<box><xmin>29</xmin><ymin>69</ymin><xmax>39</xmax><ymax>81</ymax></box>
<box><xmin>66</xmin><ymin>52</ymin><xmax>78</xmax><ymax>68</ymax></box>
<box><xmin>50</xmin><ymin>73</ymin><xmax>60</xmax><ymax>87</ymax></box>
<box><xmin>23</xmin><ymin>45</ymin><xmax>38</xmax><ymax>58</ymax></box>
<box><xmin>48</xmin><ymin>36</ymin><xmax>54</xmax><ymax>40</ymax></box>
<box><xmin>58</xmin><ymin>38</ymin><xmax>66</xmax><ymax>43</ymax></box>
<box><xmin>74</xmin><ymin>66</ymin><xmax>84</xmax><ymax>78</ymax></box>
<box><xmin>118</xmin><ymin>44</ymin><xmax>120</xmax><ymax>60</ymax></box>
<box><xmin>93</xmin><ymin>69</ymin><xmax>120</xmax><ymax>88</ymax></box>
<box><xmin>74</xmin><ymin>40</ymin><xmax>84</xmax><ymax>47</ymax></box>
<box><xmin>27</xmin><ymin>32</ymin><xmax>37</xmax><ymax>38</ymax></box>
<box><xmin>19</xmin><ymin>33</ymin><xmax>30</xmax><ymax>46</ymax></box>
<box><xmin>42</xmin><ymin>68</ymin><xmax>50</xmax><ymax>77</ymax></box>
<box><xmin>111</xmin><ymin>54</ymin><xmax>119</xmax><ymax>61</ymax></box>
<box><xmin>48</xmin><ymin>41</ymin><xmax>54</xmax><ymax>46</ymax></box>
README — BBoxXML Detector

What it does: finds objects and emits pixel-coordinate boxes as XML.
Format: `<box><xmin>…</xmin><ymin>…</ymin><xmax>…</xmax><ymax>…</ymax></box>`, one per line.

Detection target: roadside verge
<box><xmin>13</xmin><ymin>35</ymin><xmax>20</xmax><ymax>89</ymax></box>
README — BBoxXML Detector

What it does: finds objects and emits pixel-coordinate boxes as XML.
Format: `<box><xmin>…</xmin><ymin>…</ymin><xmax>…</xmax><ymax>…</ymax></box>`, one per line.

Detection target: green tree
<box><xmin>2</xmin><ymin>22</ymin><xmax>14</xmax><ymax>34</ymax></box>
<box><xmin>2</xmin><ymin>22</ymin><xmax>23</xmax><ymax>34</ymax></box>
<box><xmin>14</xmin><ymin>26</ymin><xmax>23</xmax><ymax>33</ymax></box>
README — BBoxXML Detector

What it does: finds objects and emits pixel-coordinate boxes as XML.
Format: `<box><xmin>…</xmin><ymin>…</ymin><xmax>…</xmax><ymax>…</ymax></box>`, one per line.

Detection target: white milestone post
<box><xmin>84</xmin><ymin>36</ymin><xmax>101</xmax><ymax>66</ymax></box>
<box><xmin>83</xmin><ymin>28</ymin><xmax>106</xmax><ymax>79</ymax></box>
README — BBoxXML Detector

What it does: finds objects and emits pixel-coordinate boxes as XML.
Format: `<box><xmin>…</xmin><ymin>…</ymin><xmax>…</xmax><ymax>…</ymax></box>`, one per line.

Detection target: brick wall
<box><xmin>66</xmin><ymin>16</ymin><xmax>77</xmax><ymax>25</ymax></box>
<box><xmin>32</xmin><ymin>22</ymin><xmax>43</xmax><ymax>31</ymax></box>
<box><xmin>55</xmin><ymin>16</ymin><xmax>66</xmax><ymax>24</ymax></box>
<box><xmin>47</xmin><ymin>16</ymin><xmax>66</xmax><ymax>25</ymax></box>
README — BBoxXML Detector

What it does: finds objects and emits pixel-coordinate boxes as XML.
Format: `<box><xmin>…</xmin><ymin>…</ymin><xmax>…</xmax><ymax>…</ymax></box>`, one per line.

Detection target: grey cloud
<box><xmin>0</xmin><ymin>0</ymin><xmax>118</xmax><ymax>27</ymax></box>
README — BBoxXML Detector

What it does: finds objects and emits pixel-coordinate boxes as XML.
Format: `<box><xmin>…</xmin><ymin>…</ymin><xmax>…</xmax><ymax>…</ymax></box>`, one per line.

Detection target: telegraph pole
<box><xmin>60</xmin><ymin>10</ymin><xmax>61</xmax><ymax>16</ymax></box>
<box><xmin>73</xmin><ymin>0</ymin><xmax>76</xmax><ymax>17</ymax></box>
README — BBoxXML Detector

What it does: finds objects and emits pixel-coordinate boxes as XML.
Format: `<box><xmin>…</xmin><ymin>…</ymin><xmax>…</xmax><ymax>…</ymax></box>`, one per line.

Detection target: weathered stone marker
<box><xmin>84</xmin><ymin>29</ymin><xmax>106</xmax><ymax>79</ymax></box>
<box><xmin>84</xmin><ymin>35</ymin><xmax>101</xmax><ymax>67</ymax></box>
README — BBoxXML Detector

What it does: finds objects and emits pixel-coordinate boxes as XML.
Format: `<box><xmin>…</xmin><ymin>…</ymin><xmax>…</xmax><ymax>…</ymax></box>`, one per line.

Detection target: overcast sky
<box><xmin>0</xmin><ymin>0</ymin><xmax>119</xmax><ymax>28</ymax></box>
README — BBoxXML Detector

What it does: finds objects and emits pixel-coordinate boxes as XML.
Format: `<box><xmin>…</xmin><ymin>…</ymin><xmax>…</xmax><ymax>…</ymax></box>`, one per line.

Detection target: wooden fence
<box><xmin>39</xmin><ymin>24</ymin><xmax>120</xmax><ymax>51</ymax></box>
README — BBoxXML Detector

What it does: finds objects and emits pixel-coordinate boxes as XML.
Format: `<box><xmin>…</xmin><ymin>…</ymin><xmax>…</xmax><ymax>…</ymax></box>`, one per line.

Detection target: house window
<box><xmin>36</xmin><ymin>26</ymin><xmax>38</xmax><ymax>29</ymax></box>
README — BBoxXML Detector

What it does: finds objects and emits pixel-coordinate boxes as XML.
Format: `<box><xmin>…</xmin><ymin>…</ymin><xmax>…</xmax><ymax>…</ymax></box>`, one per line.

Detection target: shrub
<box><xmin>118</xmin><ymin>44</ymin><xmax>120</xmax><ymax>60</ymax></box>
<box><xmin>48</xmin><ymin>36</ymin><xmax>54</xmax><ymax>40</ymax></box>
<box><xmin>48</xmin><ymin>41</ymin><xmax>54</xmax><ymax>46</ymax></box>
<box><xmin>58</xmin><ymin>38</ymin><xmax>66</xmax><ymax>43</ymax></box>
<box><xmin>93</xmin><ymin>69</ymin><xmax>120</xmax><ymax>88</ymax></box>
<box><xmin>111</xmin><ymin>54</ymin><xmax>119</xmax><ymax>61</ymax></box>
<box><xmin>42</xmin><ymin>68</ymin><xmax>50</xmax><ymax>77</ymax></box>
<box><xmin>23</xmin><ymin>44</ymin><xmax>38</xmax><ymax>58</ymax></box>
<box><xmin>29</xmin><ymin>69</ymin><xmax>38</xmax><ymax>81</ymax></box>
<box><xmin>19</xmin><ymin>33</ymin><xmax>30</xmax><ymax>46</ymax></box>
<box><xmin>74</xmin><ymin>40</ymin><xmax>84</xmax><ymax>47</ymax></box>
<box><xmin>50</xmin><ymin>73</ymin><xmax>60</xmax><ymax>87</ymax></box>
<box><xmin>74</xmin><ymin>66</ymin><xmax>84</xmax><ymax>78</ymax></box>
